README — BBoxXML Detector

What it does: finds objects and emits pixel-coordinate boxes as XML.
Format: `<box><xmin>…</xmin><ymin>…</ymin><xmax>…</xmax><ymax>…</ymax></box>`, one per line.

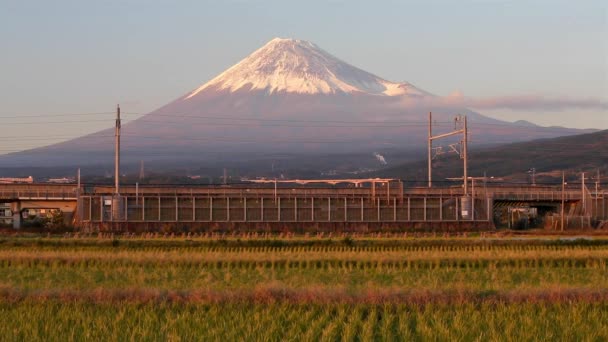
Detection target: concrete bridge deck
<box><xmin>1</xmin><ymin>183</ymin><xmax>605</xmax><ymax>231</ymax></box>
<box><xmin>0</xmin><ymin>183</ymin><xmax>587</xmax><ymax>198</ymax></box>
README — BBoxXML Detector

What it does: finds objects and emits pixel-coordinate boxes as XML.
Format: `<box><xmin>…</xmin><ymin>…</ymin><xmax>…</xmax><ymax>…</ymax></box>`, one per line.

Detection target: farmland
<box><xmin>0</xmin><ymin>236</ymin><xmax>607</xmax><ymax>340</ymax></box>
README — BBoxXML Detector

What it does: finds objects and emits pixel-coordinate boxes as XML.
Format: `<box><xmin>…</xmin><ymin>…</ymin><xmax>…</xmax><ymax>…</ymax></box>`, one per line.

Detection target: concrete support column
<box><xmin>10</xmin><ymin>202</ymin><xmax>21</xmax><ymax>229</ymax></box>
<box><xmin>100</xmin><ymin>198</ymin><xmax>104</xmax><ymax>223</ymax></box>
<box><xmin>76</xmin><ymin>192</ymin><xmax>83</xmax><ymax>223</ymax></box>
<box><xmin>423</xmin><ymin>197</ymin><xmax>427</xmax><ymax>221</ymax></box>
<box><xmin>360</xmin><ymin>197</ymin><xmax>364</xmax><ymax>222</ymax></box>
<box><xmin>487</xmin><ymin>196</ymin><xmax>492</xmax><ymax>222</ymax></box>
<box><xmin>472</xmin><ymin>195</ymin><xmax>476</xmax><ymax>221</ymax></box>
<box><xmin>372</xmin><ymin>181</ymin><xmax>376</xmax><ymax>200</ymax></box>
<box><xmin>193</xmin><ymin>197</ymin><xmax>196</xmax><ymax>222</ymax></box>
<box><xmin>210</xmin><ymin>197</ymin><xmax>213</xmax><ymax>221</ymax></box>
<box><xmin>393</xmin><ymin>197</ymin><xmax>397</xmax><ymax>221</ymax></box>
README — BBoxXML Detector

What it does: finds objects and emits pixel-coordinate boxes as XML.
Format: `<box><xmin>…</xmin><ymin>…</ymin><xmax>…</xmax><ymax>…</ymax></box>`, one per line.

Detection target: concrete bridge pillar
<box><xmin>10</xmin><ymin>202</ymin><xmax>21</xmax><ymax>229</ymax></box>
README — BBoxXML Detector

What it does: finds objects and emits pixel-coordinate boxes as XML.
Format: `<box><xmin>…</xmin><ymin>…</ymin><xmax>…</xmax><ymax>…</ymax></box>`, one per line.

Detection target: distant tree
<box><xmin>44</xmin><ymin>210</ymin><xmax>65</xmax><ymax>231</ymax></box>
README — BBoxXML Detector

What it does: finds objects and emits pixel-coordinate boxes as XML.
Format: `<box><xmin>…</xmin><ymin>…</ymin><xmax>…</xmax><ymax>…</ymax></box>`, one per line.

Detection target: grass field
<box><xmin>0</xmin><ymin>236</ymin><xmax>607</xmax><ymax>340</ymax></box>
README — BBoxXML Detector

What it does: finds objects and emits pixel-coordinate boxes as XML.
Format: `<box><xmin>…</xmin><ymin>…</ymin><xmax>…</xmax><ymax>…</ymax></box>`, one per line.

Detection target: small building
<box><xmin>0</xmin><ymin>203</ymin><xmax>12</xmax><ymax>226</ymax></box>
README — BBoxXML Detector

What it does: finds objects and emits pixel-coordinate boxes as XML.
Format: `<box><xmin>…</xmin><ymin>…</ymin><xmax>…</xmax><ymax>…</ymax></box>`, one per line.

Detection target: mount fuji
<box><xmin>186</xmin><ymin>38</ymin><xmax>428</xmax><ymax>97</ymax></box>
<box><xmin>1</xmin><ymin>38</ymin><xmax>592</xmax><ymax>170</ymax></box>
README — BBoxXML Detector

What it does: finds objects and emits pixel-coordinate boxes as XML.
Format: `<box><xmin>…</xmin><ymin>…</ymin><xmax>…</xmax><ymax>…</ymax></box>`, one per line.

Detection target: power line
<box><xmin>1</xmin><ymin>140</ymin><xmax>604</xmax><ymax>153</ymax></box>
<box><xmin>0</xmin><ymin>135</ymin><xmax>111</xmax><ymax>141</ymax></box>
<box><xmin>0</xmin><ymin>110</ymin><xmax>602</xmax><ymax>157</ymax></box>
<box><xmin>0</xmin><ymin>112</ymin><xmax>116</xmax><ymax>119</ymax></box>
<box><xmin>0</xmin><ymin>119</ymin><xmax>135</xmax><ymax>125</ymax></box>
<box><xmin>133</xmin><ymin>113</ymin><xmax>603</xmax><ymax>130</ymax></box>
<box><xmin>1</xmin><ymin>110</ymin><xmax>593</xmax><ymax>129</ymax></box>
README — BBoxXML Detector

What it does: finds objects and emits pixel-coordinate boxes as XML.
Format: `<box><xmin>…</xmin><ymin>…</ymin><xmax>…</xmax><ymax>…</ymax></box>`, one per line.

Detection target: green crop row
<box><xmin>14</xmin><ymin>245</ymin><xmax>607</xmax><ymax>254</ymax></box>
<box><xmin>2</xmin><ymin>236</ymin><xmax>607</xmax><ymax>251</ymax></box>
<box><xmin>1</xmin><ymin>262</ymin><xmax>605</xmax><ymax>293</ymax></box>
<box><xmin>0</xmin><ymin>301</ymin><xmax>606</xmax><ymax>341</ymax></box>
<box><xmin>1</xmin><ymin>256</ymin><xmax>606</xmax><ymax>270</ymax></box>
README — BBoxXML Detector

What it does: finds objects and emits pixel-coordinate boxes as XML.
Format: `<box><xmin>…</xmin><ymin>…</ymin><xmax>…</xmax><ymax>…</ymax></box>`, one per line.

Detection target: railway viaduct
<box><xmin>0</xmin><ymin>182</ymin><xmax>604</xmax><ymax>231</ymax></box>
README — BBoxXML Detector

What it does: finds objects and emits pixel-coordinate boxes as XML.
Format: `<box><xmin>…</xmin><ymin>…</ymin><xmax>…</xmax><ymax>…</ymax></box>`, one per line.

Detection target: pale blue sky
<box><xmin>0</xmin><ymin>0</ymin><xmax>606</xmax><ymax>151</ymax></box>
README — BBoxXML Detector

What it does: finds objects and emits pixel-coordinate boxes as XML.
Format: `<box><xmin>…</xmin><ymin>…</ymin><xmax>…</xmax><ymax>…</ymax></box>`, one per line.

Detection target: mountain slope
<box><xmin>0</xmin><ymin>38</ymin><xmax>592</xmax><ymax>168</ymax></box>
<box><xmin>376</xmin><ymin>129</ymin><xmax>608</xmax><ymax>183</ymax></box>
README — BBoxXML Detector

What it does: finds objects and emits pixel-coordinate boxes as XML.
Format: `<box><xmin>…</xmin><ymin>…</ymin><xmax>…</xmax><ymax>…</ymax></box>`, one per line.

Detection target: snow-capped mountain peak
<box><xmin>185</xmin><ymin>37</ymin><xmax>426</xmax><ymax>98</ymax></box>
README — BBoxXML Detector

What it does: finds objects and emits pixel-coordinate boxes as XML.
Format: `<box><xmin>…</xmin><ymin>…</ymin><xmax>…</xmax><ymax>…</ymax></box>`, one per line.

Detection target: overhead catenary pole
<box><xmin>428</xmin><ymin>112</ymin><xmax>432</xmax><ymax>188</ymax></box>
<box><xmin>483</xmin><ymin>171</ymin><xmax>487</xmax><ymax>196</ymax></box>
<box><xmin>581</xmin><ymin>172</ymin><xmax>586</xmax><ymax>214</ymax></box>
<box><xmin>115</xmin><ymin>105</ymin><xmax>121</xmax><ymax>195</ymax></box>
<box><xmin>471</xmin><ymin>177</ymin><xmax>475</xmax><ymax>220</ymax></box>
<box><xmin>76</xmin><ymin>167</ymin><xmax>82</xmax><ymax>221</ymax></box>
<box><xmin>561</xmin><ymin>171</ymin><xmax>565</xmax><ymax>231</ymax></box>
<box><xmin>428</xmin><ymin>114</ymin><xmax>468</xmax><ymax>195</ymax></box>
<box><xmin>596</xmin><ymin>169</ymin><xmax>600</xmax><ymax>218</ymax></box>
<box><xmin>529</xmin><ymin>168</ymin><xmax>536</xmax><ymax>186</ymax></box>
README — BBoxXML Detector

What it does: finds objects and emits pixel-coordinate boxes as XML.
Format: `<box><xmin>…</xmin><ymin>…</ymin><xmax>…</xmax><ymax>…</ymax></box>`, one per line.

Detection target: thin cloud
<box><xmin>400</xmin><ymin>91</ymin><xmax>608</xmax><ymax>112</ymax></box>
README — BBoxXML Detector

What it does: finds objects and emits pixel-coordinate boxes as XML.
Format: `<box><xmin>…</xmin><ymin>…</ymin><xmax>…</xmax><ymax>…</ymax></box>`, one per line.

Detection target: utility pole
<box><xmin>428</xmin><ymin>112</ymin><xmax>432</xmax><ymax>188</ymax></box>
<box><xmin>463</xmin><ymin>115</ymin><xmax>468</xmax><ymax>196</ymax></box>
<box><xmin>561</xmin><ymin>171</ymin><xmax>565</xmax><ymax>231</ymax></box>
<box><xmin>139</xmin><ymin>160</ymin><xmax>145</xmax><ymax>180</ymax></box>
<box><xmin>112</xmin><ymin>105</ymin><xmax>122</xmax><ymax>224</ymax></box>
<box><xmin>115</xmin><ymin>105</ymin><xmax>121</xmax><ymax>195</ymax></box>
